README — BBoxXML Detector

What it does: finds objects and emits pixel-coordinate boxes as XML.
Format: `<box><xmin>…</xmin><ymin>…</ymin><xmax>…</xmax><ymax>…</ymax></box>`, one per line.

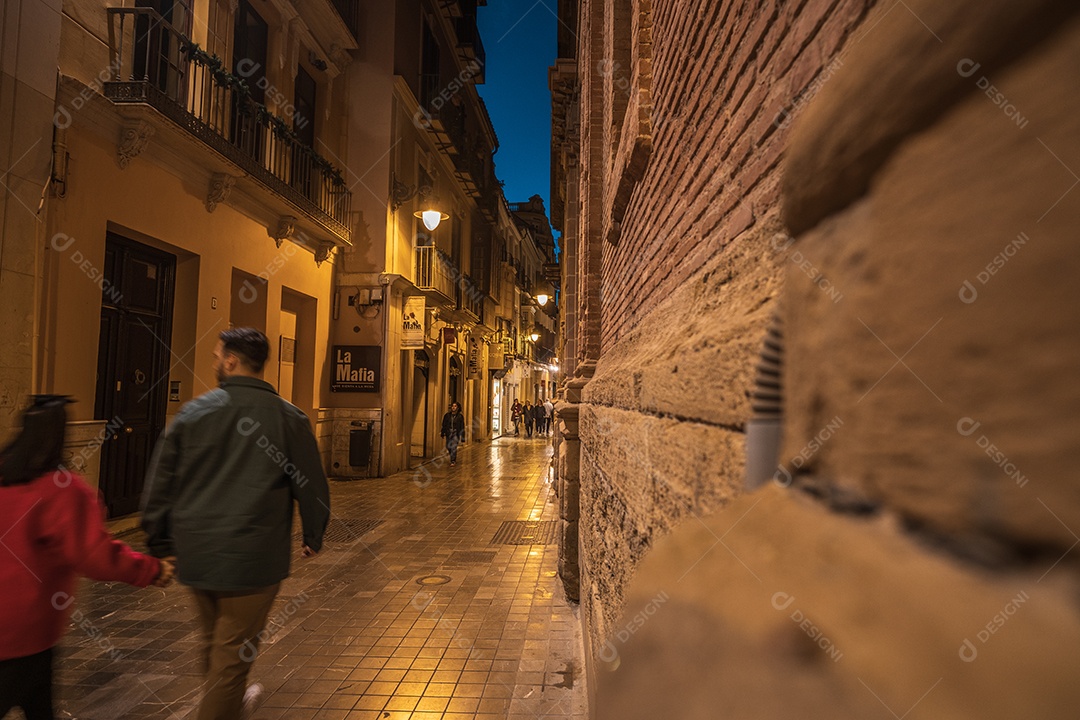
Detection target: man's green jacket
<box><xmin>142</xmin><ymin>377</ymin><xmax>330</xmax><ymax>591</ymax></box>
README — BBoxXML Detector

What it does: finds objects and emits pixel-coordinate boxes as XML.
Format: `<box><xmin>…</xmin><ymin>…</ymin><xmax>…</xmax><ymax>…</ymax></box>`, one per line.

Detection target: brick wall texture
<box><xmin>567</xmin><ymin>0</ymin><xmax>1080</xmax><ymax>716</ymax></box>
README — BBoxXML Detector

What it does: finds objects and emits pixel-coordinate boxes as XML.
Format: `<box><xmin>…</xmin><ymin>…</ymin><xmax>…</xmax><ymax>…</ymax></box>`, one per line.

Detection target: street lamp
<box><xmin>533</xmin><ymin>278</ymin><xmax>555</xmax><ymax>307</ymax></box>
<box><xmin>529</xmin><ymin>330</ymin><xmax>540</xmax><ymax>343</ymax></box>
<box><xmin>391</xmin><ymin>176</ymin><xmax>449</xmax><ymax>230</ymax></box>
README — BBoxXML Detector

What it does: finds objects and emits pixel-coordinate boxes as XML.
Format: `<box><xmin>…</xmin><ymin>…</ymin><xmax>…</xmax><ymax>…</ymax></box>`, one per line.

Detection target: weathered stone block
<box><xmin>597</xmin><ymin>485</ymin><xmax>1080</xmax><ymax>719</ymax></box>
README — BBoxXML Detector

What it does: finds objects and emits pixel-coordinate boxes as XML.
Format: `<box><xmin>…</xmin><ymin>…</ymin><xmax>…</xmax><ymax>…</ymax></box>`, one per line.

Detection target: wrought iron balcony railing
<box><xmin>419</xmin><ymin>73</ymin><xmax>467</xmax><ymax>154</ymax></box>
<box><xmin>415</xmin><ymin>245</ymin><xmax>457</xmax><ymax>304</ymax></box>
<box><xmin>454</xmin><ymin>17</ymin><xmax>486</xmax><ymax>84</ymax></box>
<box><xmin>457</xmin><ymin>274</ymin><xmax>482</xmax><ymax>321</ymax></box>
<box><xmin>104</xmin><ymin>8</ymin><xmax>351</xmax><ymax>241</ymax></box>
<box><xmin>330</xmin><ymin>0</ymin><xmax>362</xmax><ymax>41</ymax></box>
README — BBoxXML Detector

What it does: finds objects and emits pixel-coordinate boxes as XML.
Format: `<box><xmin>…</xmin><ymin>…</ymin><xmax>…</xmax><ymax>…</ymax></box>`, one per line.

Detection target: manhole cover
<box><xmin>295</xmin><ymin>518</ymin><xmax>382</xmax><ymax>543</ymax></box>
<box><xmin>416</xmin><ymin>574</ymin><xmax>452</xmax><ymax>586</ymax></box>
<box><xmin>443</xmin><ymin>551</ymin><xmax>498</xmax><ymax>565</ymax></box>
<box><xmin>490</xmin><ymin>520</ymin><xmax>558</xmax><ymax>545</ymax></box>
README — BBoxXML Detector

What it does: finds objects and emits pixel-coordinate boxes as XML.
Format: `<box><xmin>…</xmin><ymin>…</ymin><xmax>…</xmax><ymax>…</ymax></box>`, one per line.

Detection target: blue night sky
<box><xmin>477</xmin><ymin>1</ymin><xmax>557</xmax><ymax>227</ymax></box>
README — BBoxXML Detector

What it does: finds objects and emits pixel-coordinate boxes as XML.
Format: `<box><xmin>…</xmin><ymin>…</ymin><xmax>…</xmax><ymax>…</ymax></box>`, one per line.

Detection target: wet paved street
<box><xmin>52</xmin><ymin>436</ymin><xmax>587</xmax><ymax>719</ymax></box>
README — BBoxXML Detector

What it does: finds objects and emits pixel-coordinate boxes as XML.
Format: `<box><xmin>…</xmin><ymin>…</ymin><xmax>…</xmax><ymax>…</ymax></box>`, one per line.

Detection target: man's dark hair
<box><xmin>220</xmin><ymin>327</ymin><xmax>270</xmax><ymax>372</ymax></box>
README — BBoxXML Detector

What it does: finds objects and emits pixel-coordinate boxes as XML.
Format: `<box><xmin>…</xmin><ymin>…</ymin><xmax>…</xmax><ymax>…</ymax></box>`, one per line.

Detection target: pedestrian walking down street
<box><xmin>524</xmin><ymin>401</ymin><xmax>535</xmax><ymax>438</ymax></box>
<box><xmin>543</xmin><ymin>398</ymin><xmax>555</xmax><ymax>435</ymax></box>
<box><xmin>0</xmin><ymin>396</ymin><xmax>174</xmax><ymax>720</ymax></box>
<box><xmin>141</xmin><ymin>328</ymin><xmax>329</xmax><ymax>720</ymax></box>
<box><xmin>441</xmin><ymin>401</ymin><xmax>466</xmax><ymax>466</ymax></box>
<box><xmin>511</xmin><ymin>399</ymin><xmax>523</xmax><ymax>436</ymax></box>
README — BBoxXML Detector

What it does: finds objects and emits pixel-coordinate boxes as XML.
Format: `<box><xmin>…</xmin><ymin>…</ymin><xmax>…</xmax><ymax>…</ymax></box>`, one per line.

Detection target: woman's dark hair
<box><xmin>220</xmin><ymin>327</ymin><xmax>270</xmax><ymax>372</ymax></box>
<box><xmin>0</xmin><ymin>395</ymin><xmax>71</xmax><ymax>487</ymax></box>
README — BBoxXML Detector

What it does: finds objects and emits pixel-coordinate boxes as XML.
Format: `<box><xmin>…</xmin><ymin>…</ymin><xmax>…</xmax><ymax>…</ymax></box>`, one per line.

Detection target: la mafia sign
<box><xmin>331</xmin><ymin>345</ymin><xmax>380</xmax><ymax>392</ymax></box>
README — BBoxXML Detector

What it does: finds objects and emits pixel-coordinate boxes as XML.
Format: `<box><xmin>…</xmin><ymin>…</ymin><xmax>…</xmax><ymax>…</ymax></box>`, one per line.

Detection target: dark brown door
<box><xmin>94</xmin><ymin>234</ymin><xmax>176</xmax><ymax>518</ymax></box>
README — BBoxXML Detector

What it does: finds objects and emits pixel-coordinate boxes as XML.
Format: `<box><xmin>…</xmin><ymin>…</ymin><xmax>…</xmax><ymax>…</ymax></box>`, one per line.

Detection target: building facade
<box><xmin>1</xmin><ymin>0</ymin><xmax>558</xmax><ymax>519</ymax></box>
<box><xmin>552</xmin><ymin>0</ymin><xmax>1080</xmax><ymax>716</ymax></box>
<box><xmin>4</xmin><ymin>0</ymin><xmax>355</xmax><ymax>516</ymax></box>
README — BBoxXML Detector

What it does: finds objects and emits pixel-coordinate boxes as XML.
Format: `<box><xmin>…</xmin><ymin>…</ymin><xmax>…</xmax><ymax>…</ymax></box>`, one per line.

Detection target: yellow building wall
<box><xmin>40</xmin><ymin>115</ymin><xmax>334</xmax><ymax>424</ymax></box>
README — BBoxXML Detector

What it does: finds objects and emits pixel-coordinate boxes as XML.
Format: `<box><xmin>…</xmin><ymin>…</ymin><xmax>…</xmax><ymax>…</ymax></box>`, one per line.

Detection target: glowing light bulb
<box><xmin>422</xmin><ymin>209</ymin><xmax>442</xmax><ymax>231</ymax></box>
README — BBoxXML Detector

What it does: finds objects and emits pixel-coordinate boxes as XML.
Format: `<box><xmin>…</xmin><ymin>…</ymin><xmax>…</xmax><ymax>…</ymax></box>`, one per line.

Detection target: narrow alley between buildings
<box><xmin>52</xmin><ymin>438</ymin><xmax>586</xmax><ymax>720</ymax></box>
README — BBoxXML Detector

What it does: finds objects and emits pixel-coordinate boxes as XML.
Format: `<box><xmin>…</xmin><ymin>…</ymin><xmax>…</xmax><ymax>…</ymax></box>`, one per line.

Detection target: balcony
<box><xmin>454</xmin><ymin>17</ymin><xmax>486</xmax><ymax>84</ymax></box>
<box><xmin>330</xmin><ymin>0</ymin><xmax>362</xmax><ymax>41</ymax></box>
<box><xmin>415</xmin><ymin>245</ymin><xmax>457</xmax><ymax>306</ymax></box>
<box><xmin>104</xmin><ymin>8</ymin><xmax>351</xmax><ymax>243</ymax></box>
<box><xmin>419</xmin><ymin>73</ymin><xmax>468</xmax><ymax>155</ymax></box>
<box><xmin>452</xmin><ymin>146</ymin><xmax>487</xmax><ymax>198</ymax></box>
<box><xmin>457</xmin><ymin>274</ymin><xmax>482</xmax><ymax>322</ymax></box>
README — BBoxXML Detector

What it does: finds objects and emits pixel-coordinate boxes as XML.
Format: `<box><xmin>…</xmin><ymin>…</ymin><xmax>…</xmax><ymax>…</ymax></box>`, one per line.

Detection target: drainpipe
<box><xmin>745</xmin><ymin>313</ymin><xmax>783</xmax><ymax>490</ymax></box>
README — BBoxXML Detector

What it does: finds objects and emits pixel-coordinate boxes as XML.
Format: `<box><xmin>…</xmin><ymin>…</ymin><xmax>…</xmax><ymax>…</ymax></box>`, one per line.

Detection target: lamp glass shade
<box><xmin>421</xmin><ymin>209</ymin><xmax>442</xmax><ymax>231</ymax></box>
<box><xmin>529</xmin><ymin>332</ymin><xmax>540</xmax><ymax>342</ymax></box>
<box><xmin>536</xmin><ymin>293</ymin><xmax>550</xmax><ymax>306</ymax></box>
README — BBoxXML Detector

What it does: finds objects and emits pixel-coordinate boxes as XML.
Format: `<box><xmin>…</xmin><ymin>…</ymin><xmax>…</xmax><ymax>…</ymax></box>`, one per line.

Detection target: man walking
<box><xmin>440</xmin><ymin>401</ymin><xmax>466</xmax><ymax>466</ymax></box>
<box><xmin>543</xmin><ymin>398</ymin><xmax>555</xmax><ymax>435</ymax></box>
<box><xmin>142</xmin><ymin>328</ymin><xmax>329</xmax><ymax>720</ymax></box>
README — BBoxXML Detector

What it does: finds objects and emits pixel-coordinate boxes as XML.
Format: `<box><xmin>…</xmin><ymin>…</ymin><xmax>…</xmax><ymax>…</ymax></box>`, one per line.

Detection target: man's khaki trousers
<box><xmin>190</xmin><ymin>583</ymin><xmax>280</xmax><ymax>720</ymax></box>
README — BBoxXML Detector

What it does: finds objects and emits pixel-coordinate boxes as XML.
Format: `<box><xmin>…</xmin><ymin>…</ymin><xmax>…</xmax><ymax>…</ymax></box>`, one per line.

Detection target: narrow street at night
<box><xmin>52</xmin><ymin>438</ymin><xmax>586</xmax><ymax>720</ymax></box>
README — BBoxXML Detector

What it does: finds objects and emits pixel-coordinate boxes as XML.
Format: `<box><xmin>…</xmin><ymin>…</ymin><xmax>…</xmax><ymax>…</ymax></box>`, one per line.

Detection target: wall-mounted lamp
<box><xmin>391</xmin><ymin>176</ymin><xmax>449</xmax><ymax>231</ymax></box>
<box><xmin>529</xmin><ymin>331</ymin><xmax>540</xmax><ymax>343</ymax></box>
<box><xmin>534</xmin><ymin>278</ymin><xmax>555</xmax><ymax>307</ymax></box>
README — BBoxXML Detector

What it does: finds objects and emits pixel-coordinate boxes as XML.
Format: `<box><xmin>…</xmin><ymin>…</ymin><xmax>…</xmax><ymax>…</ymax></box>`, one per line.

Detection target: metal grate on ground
<box><xmin>490</xmin><ymin>520</ymin><xmax>558</xmax><ymax>545</ymax></box>
<box><xmin>296</xmin><ymin>518</ymin><xmax>383</xmax><ymax>543</ymax></box>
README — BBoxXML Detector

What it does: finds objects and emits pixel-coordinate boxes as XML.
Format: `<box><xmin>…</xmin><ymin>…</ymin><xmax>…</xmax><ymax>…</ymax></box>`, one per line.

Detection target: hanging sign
<box><xmin>468</xmin><ymin>339</ymin><xmax>481</xmax><ymax>379</ymax></box>
<box><xmin>402</xmin><ymin>296</ymin><xmax>425</xmax><ymax>349</ymax></box>
<box><xmin>442</xmin><ymin>327</ymin><xmax>457</xmax><ymax>345</ymax></box>
<box><xmin>331</xmin><ymin>345</ymin><xmax>380</xmax><ymax>392</ymax></box>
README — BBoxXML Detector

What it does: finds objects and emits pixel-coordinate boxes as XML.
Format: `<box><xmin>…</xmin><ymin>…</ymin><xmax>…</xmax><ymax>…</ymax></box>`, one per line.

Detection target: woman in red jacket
<box><xmin>0</xmin><ymin>396</ymin><xmax>173</xmax><ymax>720</ymax></box>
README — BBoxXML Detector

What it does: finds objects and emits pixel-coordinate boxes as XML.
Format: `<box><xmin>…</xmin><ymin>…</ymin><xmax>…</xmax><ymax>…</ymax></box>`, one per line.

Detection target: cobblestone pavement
<box><xmin>50</xmin><ymin>436</ymin><xmax>587</xmax><ymax>720</ymax></box>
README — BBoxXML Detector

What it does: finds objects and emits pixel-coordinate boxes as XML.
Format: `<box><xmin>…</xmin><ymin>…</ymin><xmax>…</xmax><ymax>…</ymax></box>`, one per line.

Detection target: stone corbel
<box><xmin>117</xmin><ymin>122</ymin><xmax>155</xmax><ymax>169</ymax></box>
<box><xmin>269</xmin><ymin>216</ymin><xmax>296</xmax><ymax>247</ymax></box>
<box><xmin>206</xmin><ymin>173</ymin><xmax>236</xmax><ymax>212</ymax></box>
<box><xmin>314</xmin><ymin>243</ymin><xmax>336</xmax><ymax>267</ymax></box>
<box><xmin>330</xmin><ymin>45</ymin><xmax>352</xmax><ymax>72</ymax></box>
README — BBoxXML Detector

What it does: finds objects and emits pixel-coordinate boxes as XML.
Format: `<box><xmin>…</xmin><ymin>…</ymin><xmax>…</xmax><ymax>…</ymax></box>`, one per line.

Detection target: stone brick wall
<box><xmin>570</xmin><ymin>0</ymin><xmax>877</xmax><ymax>683</ymax></box>
<box><xmin>567</xmin><ymin>0</ymin><xmax>1080</xmax><ymax>715</ymax></box>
